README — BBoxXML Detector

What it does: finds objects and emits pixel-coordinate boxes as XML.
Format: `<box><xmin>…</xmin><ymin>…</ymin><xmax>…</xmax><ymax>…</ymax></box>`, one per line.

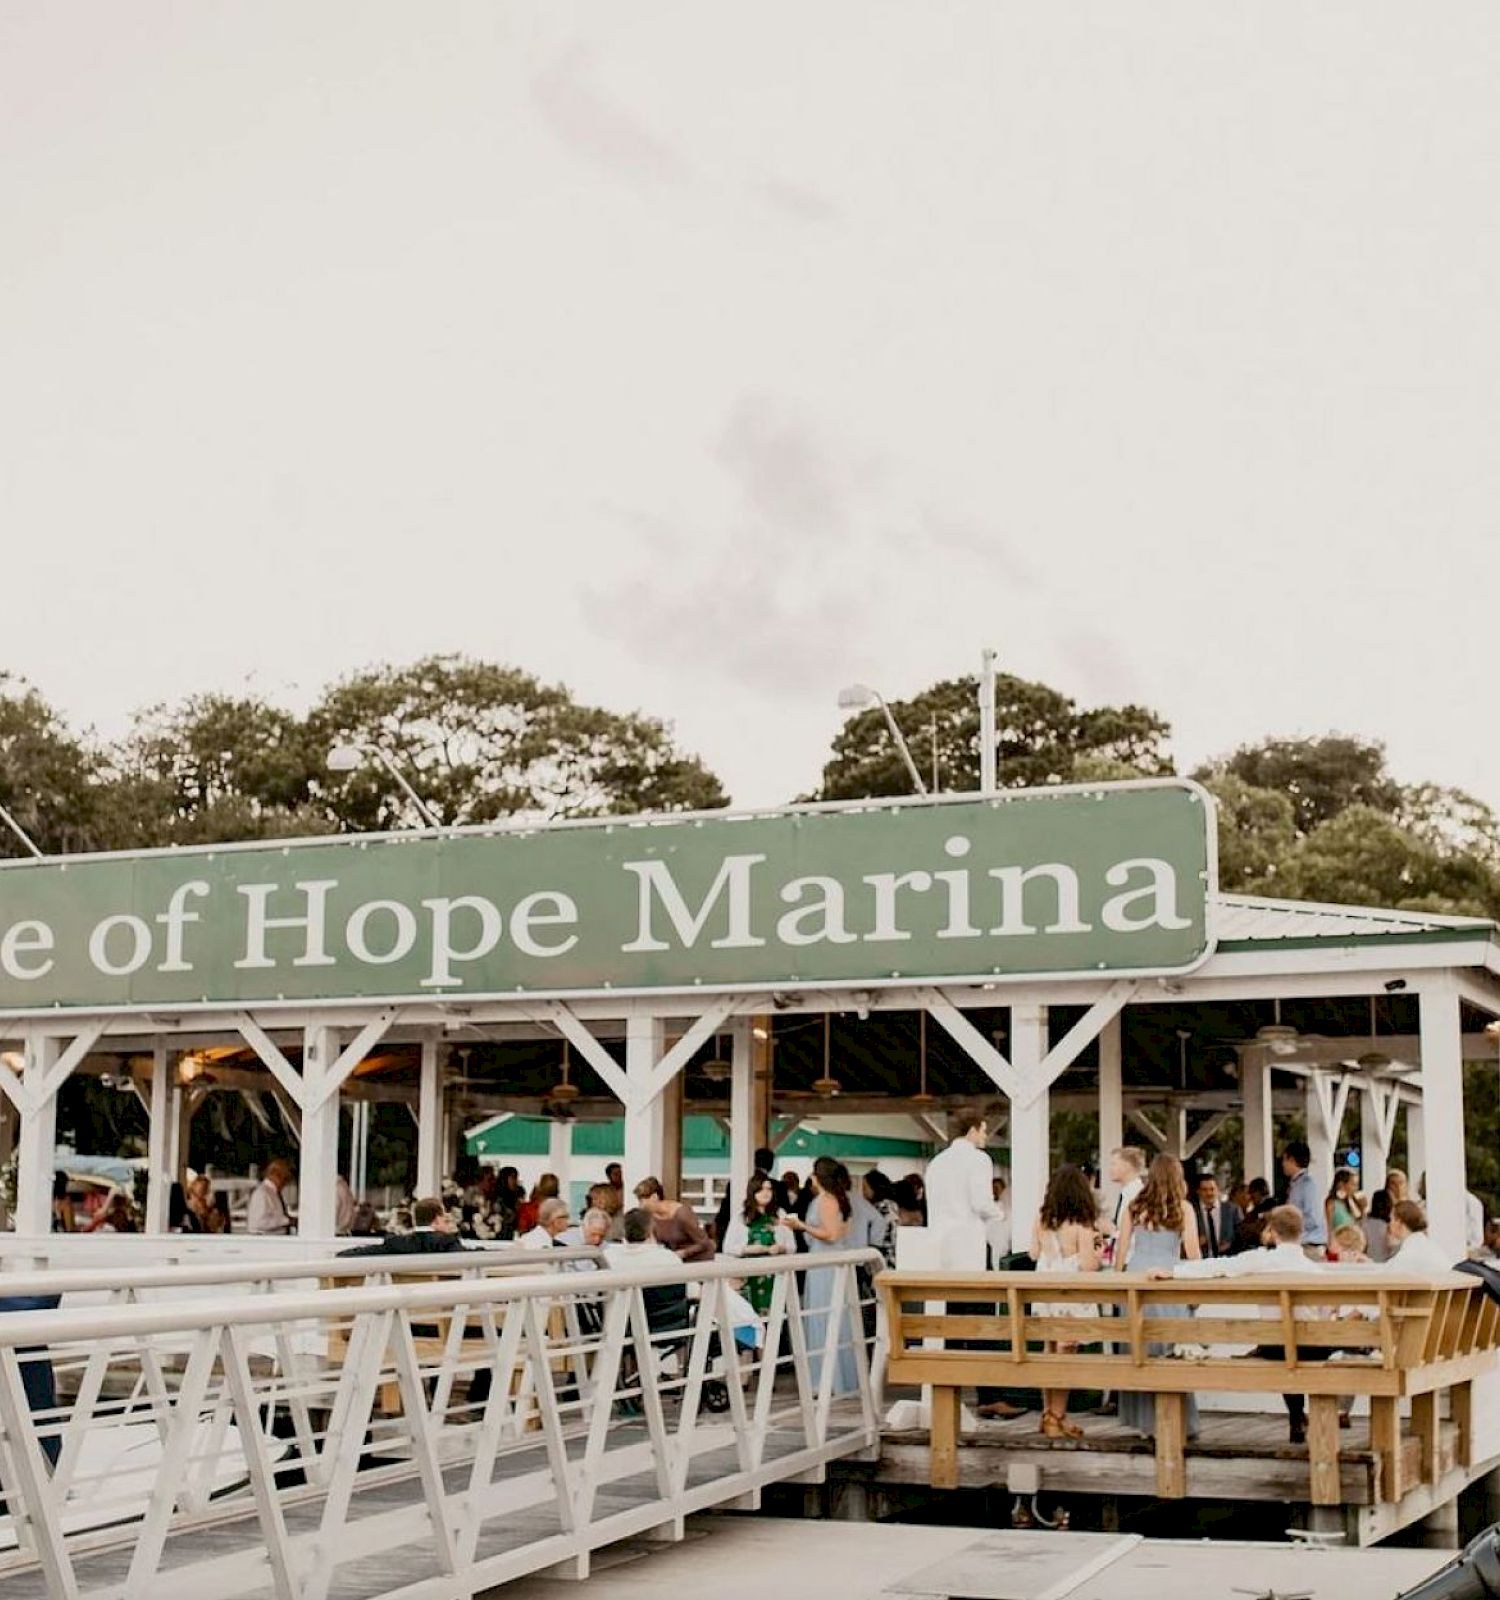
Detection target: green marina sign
<box><xmin>0</xmin><ymin>781</ymin><xmax>1216</xmax><ymax>1015</ymax></box>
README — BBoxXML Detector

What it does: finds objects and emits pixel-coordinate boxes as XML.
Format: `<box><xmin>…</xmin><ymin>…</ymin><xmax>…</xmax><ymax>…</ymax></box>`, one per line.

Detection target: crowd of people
<box><xmin>1013</xmin><ymin>1140</ymin><xmax>1491</xmax><ymax>1444</ymax></box>
<box><xmin>51</xmin><ymin>1127</ymin><xmax>1497</xmax><ymax>1438</ymax></box>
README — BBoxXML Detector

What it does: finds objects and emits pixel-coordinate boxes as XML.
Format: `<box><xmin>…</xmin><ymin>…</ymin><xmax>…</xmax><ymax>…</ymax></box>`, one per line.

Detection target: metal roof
<box><xmin>1215</xmin><ymin>894</ymin><xmax>1495</xmax><ymax>947</ymax></box>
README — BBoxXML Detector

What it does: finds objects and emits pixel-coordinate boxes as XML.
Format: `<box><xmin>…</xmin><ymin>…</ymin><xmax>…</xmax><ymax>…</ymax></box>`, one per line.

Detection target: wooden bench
<box><xmin>879</xmin><ymin>1270</ymin><xmax>1500</xmax><ymax>1505</ymax></box>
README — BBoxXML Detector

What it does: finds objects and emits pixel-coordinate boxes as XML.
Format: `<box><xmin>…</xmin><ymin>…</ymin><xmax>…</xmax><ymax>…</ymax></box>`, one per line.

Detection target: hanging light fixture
<box><xmin>700</xmin><ymin>1035</ymin><xmax>732</xmax><ymax>1084</ymax></box>
<box><xmin>550</xmin><ymin>1038</ymin><xmax>581</xmax><ymax>1104</ymax></box>
<box><xmin>812</xmin><ymin>1014</ymin><xmax>841</xmax><ymax>1098</ymax></box>
<box><xmin>911</xmin><ymin>1011</ymin><xmax>936</xmax><ymax>1106</ymax></box>
<box><xmin>1356</xmin><ymin>996</ymin><xmax>1391</xmax><ymax>1072</ymax></box>
<box><xmin>1255</xmin><ymin>999</ymin><xmax>1301</xmax><ymax>1057</ymax></box>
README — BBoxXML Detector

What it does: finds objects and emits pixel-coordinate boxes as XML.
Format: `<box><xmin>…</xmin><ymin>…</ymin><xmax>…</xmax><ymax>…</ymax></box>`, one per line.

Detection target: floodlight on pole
<box><xmin>326</xmin><ymin>742</ymin><xmax>444</xmax><ymax>830</ymax></box>
<box><xmin>836</xmin><ymin>683</ymin><xmax>928</xmax><ymax>795</ymax></box>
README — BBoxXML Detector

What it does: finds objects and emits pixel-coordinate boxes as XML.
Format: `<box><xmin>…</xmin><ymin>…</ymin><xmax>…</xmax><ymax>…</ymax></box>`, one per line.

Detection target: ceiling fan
<box><xmin>1229</xmin><ymin>999</ymin><xmax>1324</xmax><ymax>1057</ymax></box>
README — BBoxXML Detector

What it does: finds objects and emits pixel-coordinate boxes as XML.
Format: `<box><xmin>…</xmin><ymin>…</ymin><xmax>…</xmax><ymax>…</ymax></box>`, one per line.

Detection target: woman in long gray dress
<box><xmin>1116</xmin><ymin>1154</ymin><xmax>1201</xmax><ymax>1440</ymax></box>
<box><xmin>787</xmin><ymin>1157</ymin><xmax>859</xmax><ymax>1396</ymax></box>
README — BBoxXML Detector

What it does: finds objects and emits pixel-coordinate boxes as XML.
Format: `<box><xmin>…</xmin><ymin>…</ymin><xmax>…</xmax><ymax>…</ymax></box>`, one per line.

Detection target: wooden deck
<box><xmin>838</xmin><ymin>1404</ymin><xmax>1484</xmax><ymax>1545</ymax></box>
<box><xmin>0</xmin><ymin>1418</ymin><xmax>832</xmax><ymax>1600</ymax></box>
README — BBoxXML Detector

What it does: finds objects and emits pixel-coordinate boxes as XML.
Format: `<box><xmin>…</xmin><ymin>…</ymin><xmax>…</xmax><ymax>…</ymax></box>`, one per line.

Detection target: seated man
<box><xmin>1150</xmin><ymin>1204</ymin><xmax>1327</xmax><ymax>1442</ymax></box>
<box><xmin>1387</xmin><ymin>1200</ymin><xmax>1460</xmax><ymax>1276</ymax></box>
<box><xmin>518</xmin><ymin>1197</ymin><xmax>572</xmax><ymax>1252</ymax></box>
<box><xmin>339</xmin><ymin>1196</ymin><xmax>468</xmax><ymax>1256</ymax></box>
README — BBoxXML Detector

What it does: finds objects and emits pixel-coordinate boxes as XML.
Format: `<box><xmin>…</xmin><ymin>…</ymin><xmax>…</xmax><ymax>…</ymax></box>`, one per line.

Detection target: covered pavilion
<box><xmin>1</xmin><ymin>782</ymin><xmax>1498</xmax><ymax>1258</ymax></box>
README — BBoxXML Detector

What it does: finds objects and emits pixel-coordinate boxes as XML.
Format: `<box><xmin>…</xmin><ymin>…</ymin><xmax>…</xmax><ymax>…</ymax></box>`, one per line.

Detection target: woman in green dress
<box><xmin>722</xmin><ymin>1170</ymin><xmax>795</xmax><ymax>1316</ymax></box>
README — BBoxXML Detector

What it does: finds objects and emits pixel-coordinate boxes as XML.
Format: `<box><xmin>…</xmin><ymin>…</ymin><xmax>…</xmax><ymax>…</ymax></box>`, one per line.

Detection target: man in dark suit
<box><xmin>339</xmin><ymin>1196</ymin><xmax>468</xmax><ymax>1256</ymax></box>
<box><xmin>1190</xmin><ymin>1174</ymin><xmax>1242</xmax><ymax>1260</ymax></box>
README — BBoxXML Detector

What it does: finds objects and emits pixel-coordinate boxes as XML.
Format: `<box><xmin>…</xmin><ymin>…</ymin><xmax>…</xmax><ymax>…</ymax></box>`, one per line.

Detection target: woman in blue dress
<box><xmin>1116</xmin><ymin>1153</ymin><xmax>1201</xmax><ymax>1441</ymax></box>
<box><xmin>787</xmin><ymin>1157</ymin><xmax>860</xmax><ymax>1396</ymax></box>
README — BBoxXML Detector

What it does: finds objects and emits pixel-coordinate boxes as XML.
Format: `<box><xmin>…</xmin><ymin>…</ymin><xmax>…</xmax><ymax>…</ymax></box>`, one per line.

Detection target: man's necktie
<box><xmin>1205</xmin><ymin>1208</ymin><xmax>1218</xmax><ymax>1257</ymax></box>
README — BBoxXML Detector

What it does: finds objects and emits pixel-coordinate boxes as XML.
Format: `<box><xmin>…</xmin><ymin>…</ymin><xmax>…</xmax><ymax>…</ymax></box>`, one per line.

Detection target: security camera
<box><xmin>1384</xmin><ymin>979</ymin><xmax>1408</xmax><ymax>993</ymax></box>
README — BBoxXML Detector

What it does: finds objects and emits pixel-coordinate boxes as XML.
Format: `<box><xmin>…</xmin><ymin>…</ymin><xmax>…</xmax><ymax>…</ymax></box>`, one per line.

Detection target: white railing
<box><xmin>0</xmin><ymin>1248</ymin><xmax>881</xmax><ymax>1600</ymax></box>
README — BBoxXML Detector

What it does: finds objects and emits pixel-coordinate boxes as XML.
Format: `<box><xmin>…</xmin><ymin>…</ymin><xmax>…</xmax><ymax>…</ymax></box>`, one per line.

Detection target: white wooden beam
<box><xmin>15</xmin><ymin>1035</ymin><xmax>60</xmax><ymax>1238</ymax></box>
<box><xmin>728</xmin><ymin>1019</ymin><xmax>754</xmax><ymax>1209</ymax></box>
<box><xmin>640</xmin><ymin>1001</ymin><xmax>737</xmax><ymax>1105</ymax></box>
<box><xmin>1023</xmin><ymin>981</ymin><xmax>1137</xmax><ymax>1105</ymax></box>
<box><xmin>37</xmin><ymin>1022</ymin><xmax>106</xmax><ymax>1106</ymax></box>
<box><xmin>919</xmin><ymin>988</ymin><xmax>1021</xmax><ymax>1101</ymax></box>
<box><xmin>0</xmin><ymin>1053</ymin><xmax>29</xmax><ymax>1117</ymax></box>
<box><xmin>1008</xmin><ymin>1004</ymin><xmax>1049</xmax><ymax>1246</ymax></box>
<box><xmin>235</xmin><ymin>1013</ymin><xmax>307</xmax><ymax>1110</ymax></box>
<box><xmin>534</xmin><ymin>1002</ymin><xmax>631</xmax><ymax>1107</ymax></box>
<box><xmin>1127</xmin><ymin>1107</ymin><xmax>1168</xmax><ymax>1151</ymax></box>
<box><xmin>622</xmin><ymin>1015</ymin><xmax>666</xmax><ymax>1184</ymax></box>
<box><xmin>303</xmin><ymin>1009</ymin><xmax>399</xmax><ymax>1116</ymax></box>
<box><xmin>416</xmin><ymin>1033</ymin><xmax>443</xmax><ymax>1196</ymax></box>
<box><xmin>770</xmin><ymin>1115</ymin><xmax>805</xmax><ymax>1153</ymax></box>
<box><xmin>1181</xmin><ymin>1111</ymin><xmax>1230</xmax><ymax>1162</ymax></box>
<box><xmin>144</xmin><ymin>1039</ymin><xmax>172</xmax><ymax>1234</ymax></box>
<box><xmin>1417</xmin><ymin>982</ymin><xmax>1466</xmax><ymax>1257</ymax></box>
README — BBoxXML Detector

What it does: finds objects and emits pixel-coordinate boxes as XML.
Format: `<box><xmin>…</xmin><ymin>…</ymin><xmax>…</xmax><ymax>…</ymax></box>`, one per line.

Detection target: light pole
<box><xmin>327</xmin><ymin>742</ymin><xmax>444</xmax><ymax>830</ymax></box>
<box><xmin>978</xmin><ymin>648</ymin><xmax>998</xmax><ymax>795</ymax></box>
<box><xmin>0</xmin><ymin>800</ymin><xmax>43</xmax><ymax>859</ymax></box>
<box><xmin>837</xmin><ymin>684</ymin><xmax>928</xmax><ymax>795</ymax></box>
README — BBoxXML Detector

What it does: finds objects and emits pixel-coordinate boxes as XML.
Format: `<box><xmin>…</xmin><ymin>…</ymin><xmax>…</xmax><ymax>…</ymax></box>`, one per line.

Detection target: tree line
<box><xmin>5</xmin><ymin>656</ymin><xmax>1500</xmax><ymax>922</ymax></box>
<box><xmin>11</xmin><ymin>656</ymin><xmax>1498</xmax><ymax>1187</ymax></box>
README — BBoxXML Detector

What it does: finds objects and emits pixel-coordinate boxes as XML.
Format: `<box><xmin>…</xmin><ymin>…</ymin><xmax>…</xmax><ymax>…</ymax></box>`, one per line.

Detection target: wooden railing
<box><xmin>879</xmin><ymin>1270</ymin><xmax>1500</xmax><ymax>1504</ymax></box>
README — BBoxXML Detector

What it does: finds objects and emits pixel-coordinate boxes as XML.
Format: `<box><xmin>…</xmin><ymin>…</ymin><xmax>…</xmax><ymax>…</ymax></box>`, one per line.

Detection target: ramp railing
<box><xmin>0</xmin><ymin>1248</ymin><xmax>880</xmax><ymax>1600</ymax></box>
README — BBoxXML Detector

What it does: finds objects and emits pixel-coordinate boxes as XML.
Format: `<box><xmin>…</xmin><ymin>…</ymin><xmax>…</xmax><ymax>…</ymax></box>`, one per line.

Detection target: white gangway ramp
<box><xmin>0</xmin><ymin>1247</ymin><xmax>881</xmax><ymax>1600</ymax></box>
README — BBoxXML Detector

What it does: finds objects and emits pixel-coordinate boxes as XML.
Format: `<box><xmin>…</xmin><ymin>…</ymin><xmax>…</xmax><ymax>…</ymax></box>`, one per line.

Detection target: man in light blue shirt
<box><xmin>1280</xmin><ymin>1141</ymin><xmax>1326</xmax><ymax>1255</ymax></box>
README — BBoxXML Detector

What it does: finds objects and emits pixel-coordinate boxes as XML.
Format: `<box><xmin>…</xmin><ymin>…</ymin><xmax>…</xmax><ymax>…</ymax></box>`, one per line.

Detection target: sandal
<box><xmin>1041</xmin><ymin>1409</ymin><xmax>1084</xmax><ymax>1440</ymax></box>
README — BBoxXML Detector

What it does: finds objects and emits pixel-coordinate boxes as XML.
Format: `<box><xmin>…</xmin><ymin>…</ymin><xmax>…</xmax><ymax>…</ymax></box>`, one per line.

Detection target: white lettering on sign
<box><xmin>89</xmin><ymin>914</ymin><xmax>152</xmax><ymax>977</ymax></box>
<box><xmin>989</xmin><ymin>864</ymin><xmax>1091</xmax><ymax>937</ymax></box>
<box><xmin>236</xmin><ymin>881</ymin><xmax>338</xmax><ymax>969</ymax></box>
<box><xmin>510</xmin><ymin>891</ymin><xmax>579</xmax><ymax>958</ymax></box>
<box><xmin>155</xmin><ymin>880</ymin><xmax>210</xmax><ymax>973</ymax></box>
<box><xmin>621</xmin><ymin>854</ymin><xmax>767</xmax><ymax>952</ymax></box>
<box><xmin>1100</xmin><ymin>858</ymin><xmax>1193</xmax><ymax>932</ymax></box>
<box><xmin>863</xmin><ymin>871</ymin><xmax>934</xmax><ymax>942</ymax></box>
<box><xmin>421</xmin><ymin>895</ymin><xmax>504</xmax><ymax>987</ymax></box>
<box><xmin>776</xmin><ymin>876</ymin><xmax>857</xmax><ymax>946</ymax></box>
<box><xmin>0</xmin><ymin>920</ymin><xmax>54</xmax><ymax>980</ymax></box>
<box><xmin>345</xmin><ymin>899</ymin><xmax>419</xmax><ymax>965</ymax></box>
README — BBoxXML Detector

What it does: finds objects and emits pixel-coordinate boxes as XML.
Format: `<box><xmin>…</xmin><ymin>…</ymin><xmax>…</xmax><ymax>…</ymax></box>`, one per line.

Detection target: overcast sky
<box><xmin>4</xmin><ymin>3</ymin><xmax>1498</xmax><ymax>811</ymax></box>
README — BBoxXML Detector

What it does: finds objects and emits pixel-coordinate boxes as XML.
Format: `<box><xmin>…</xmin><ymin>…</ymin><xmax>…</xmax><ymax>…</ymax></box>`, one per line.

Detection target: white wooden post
<box><xmin>298</xmin><ymin>1026</ymin><xmax>341</xmax><ymax>1241</ymax></box>
<box><xmin>416</xmin><ymin>1033</ymin><xmax>443</xmax><ymax>1196</ymax></box>
<box><xmin>1359</xmin><ymin>1082</ymin><xmax>1389</xmax><ymax>1195</ymax></box>
<box><xmin>1240</xmin><ymin>1049</ymin><xmax>1273</xmax><ymax>1184</ymax></box>
<box><xmin>548</xmin><ymin>1118</ymin><xmax>573</xmax><ymax>1198</ymax></box>
<box><xmin>729</xmin><ymin>1018</ymin><xmax>754</xmax><ymax>1207</ymax></box>
<box><xmin>1406</xmin><ymin>1101</ymin><xmax>1427</xmax><ymax>1198</ymax></box>
<box><xmin>1098</xmin><ymin>1013</ymin><xmax>1123</xmax><ymax>1215</ymax></box>
<box><xmin>15</xmin><ymin>1034</ymin><xmax>60</xmax><ymax>1238</ymax></box>
<box><xmin>624</xmin><ymin>1015</ymin><xmax>666</xmax><ymax>1187</ymax></box>
<box><xmin>1418</xmin><ymin>984</ymin><xmax>1466</xmax><ymax>1257</ymax></box>
<box><xmin>1305</xmin><ymin>1073</ymin><xmax>1335</xmax><ymax>1196</ymax></box>
<box><xmin>145</xmin><ymin>1038</ymin><xmax>172</xmax><ymax>1234</ymax></box>
<box><xmin>1008</xmin><ymin>1004</ymin><xmax>1049</xmax><ymax>1249</ymax></box>
<box><xmin>0</xmin><ymin>1091</ymin><xmax>13</xmax><ymax>1230</ymax></box>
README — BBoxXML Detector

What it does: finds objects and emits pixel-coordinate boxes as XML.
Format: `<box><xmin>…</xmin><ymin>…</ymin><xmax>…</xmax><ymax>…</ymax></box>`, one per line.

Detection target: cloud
<box><xmin>754</xmin><ymin>178</ymin><xmax>840</xmax><ymax>223</ymax></box>
<box><xmin>714</xmin><ymin>394</ymin><xmax>848</xmax><ymax>534</ymax></box>
<box><xmin>531</xmin><ymin>45</ymin><xmax>689</xmax><ymax>187</ymax></box>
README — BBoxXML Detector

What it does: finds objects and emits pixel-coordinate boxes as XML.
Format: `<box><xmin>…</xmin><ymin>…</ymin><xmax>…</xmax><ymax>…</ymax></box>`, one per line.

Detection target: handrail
<box><xmin>0</xmin><ymin>1244</ymin><xmax>603</xmax><ymax>1299</ymax></box>
<box><xmin>880</xmin><ymin>1268</ymin><xmax>1500</xmax><ymax>1505</ymax></box>
<box><xmin>0</xmin><ymin>1242</ymin><xmax>882</xmax><ymax>1597</ymax></box>
<box><xmin>0</xmin><ymin>1247</ymin><xmax>883</xmax><ymax>1347</ymax></box>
